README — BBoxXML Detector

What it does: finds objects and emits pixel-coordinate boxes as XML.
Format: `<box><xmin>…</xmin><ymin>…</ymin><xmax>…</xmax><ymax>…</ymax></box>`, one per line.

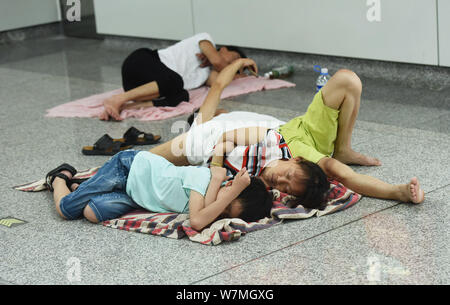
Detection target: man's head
<box><xmin>217</xmin><ymin>45</ymin><xmax>246</xmax><ymax>64</ymax></box>
<box><xmin>262</xmin><ymin>157</ymin><xmax>330</xmax><ymax>210</ymax></box>
<box><xmin>216</xmin><ymin>177</ymin><xmax>272</xmax><ymax>222</ymax></box>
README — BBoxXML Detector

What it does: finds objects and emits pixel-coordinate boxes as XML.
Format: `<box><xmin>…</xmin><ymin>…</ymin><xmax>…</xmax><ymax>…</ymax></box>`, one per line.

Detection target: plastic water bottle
<box><xmin>315</xmin><ymin>67</ymin><xmax>331</xmax><ymax>92</ymax></box>
<box><xmin>264</xmin><ymin>65</ymin><xmax>294</xmax><ymax>79</ymax></box>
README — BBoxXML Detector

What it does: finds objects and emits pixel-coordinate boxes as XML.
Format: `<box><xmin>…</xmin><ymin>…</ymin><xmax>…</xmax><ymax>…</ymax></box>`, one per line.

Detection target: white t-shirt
<box><xmin>184</xmin><ymin>111</ymin><xmax>286</xmax><ymax>166</ymax></box>
<box><xmin>158</xmin><ymin>33</ymin><xmax>215</xmax><ymax>90</ymax></box>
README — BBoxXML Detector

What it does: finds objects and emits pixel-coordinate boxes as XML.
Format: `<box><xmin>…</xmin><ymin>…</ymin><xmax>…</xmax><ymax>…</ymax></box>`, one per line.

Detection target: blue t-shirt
<box><xmin>126</xmin><ymin>151</ymin><xmax>211</xmax><ymax>213</ymax></box>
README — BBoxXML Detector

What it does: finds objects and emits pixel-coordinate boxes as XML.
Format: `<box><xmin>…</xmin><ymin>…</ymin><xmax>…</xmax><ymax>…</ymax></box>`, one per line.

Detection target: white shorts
<box><xmin>184</xmin><ymin>111</ymin><xmax>285</xmax><ymax>166</ymax></box>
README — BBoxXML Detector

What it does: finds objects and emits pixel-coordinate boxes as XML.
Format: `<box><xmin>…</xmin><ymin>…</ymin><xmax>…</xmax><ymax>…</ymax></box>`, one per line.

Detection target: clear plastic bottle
<box><xmin>264</xmin><ymin>65</ymin><xmax>294</xmax><ymax>79</ymax></box>
<box><xmin>316</xmin><ymin>68</ymin><xmax>331</xmax><ymax>92</ymax></box>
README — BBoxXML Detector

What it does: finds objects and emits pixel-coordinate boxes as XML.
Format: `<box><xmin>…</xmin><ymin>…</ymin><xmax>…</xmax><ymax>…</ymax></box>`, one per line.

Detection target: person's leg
<box><xmin>320</xmin><ymin>157</ymin><xmax>424</xmax><ymax>203</ymax></box>
<box><xmin>148</xmin><ymin>83</ymin><xmax>225</xmax><ymax>165</ymax></box>
<box><xmin>196</xmin><ymin>58</ymin><xmax>257</xmax><ymax>124</ymax></box>
<box><xmin>121</xmin><ymin>100</ymin><xmax>155</xmax><ymax>111</ymax></box>
<box><xmin>83</xmin><ymin>205</ymin><xmax>98</xmax><ymax>223</ymax></box>
<box><xmin>320</xmin><ymin>69</ymin><xmax>381</xmax><ymax>166</ymax></box>
<box><xmin>53</xmin><ymin>176</ymin><xmax>100</xmax><ymax>222</ymax></box>
<box><xmin>149</xmin><ymin>133</ymin><xmax>189</xmax><ymax>166</ymax></box>
<box><xmin>101</xmin><ymin>48</ymin><xmax>178</xmax><ymax>121</ymax></box>
<box><xmin>100</xmin><ymin>81</ymin><xmax>160</xmax><ymax>121</ymax></box>
<box><xmin>148</xmin><ymin>73</ymin><xmax>227</xmax><ymax>165</ymax></box>
<box><xmin>149</xmin><ymin>59</ymin><xmax>257</xmax><ymax>164</ymax></box>
<box><xmin>82</xmin><ymin>190</ymin><xmax>140</xmax><ymax>224</ymax></box>
<box><xmin>194</xmin><ymin>83</ymin><xmax>226</xmax><ymax>125</ymax></box>
<box><xmin>52</xmin><ymin>172</ymin><xmax>73</xmax><ymax>219</ymax></box>
<box><xmin>57</xmin><ymin>150</ymin><xmax>139</xmax><ymax>220</ymax></box>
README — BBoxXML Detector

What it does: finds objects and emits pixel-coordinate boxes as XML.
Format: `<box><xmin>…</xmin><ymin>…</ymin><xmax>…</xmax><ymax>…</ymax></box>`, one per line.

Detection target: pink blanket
<box><xmin>45</xmin><ymin>76</ymin><xmax>295</xmax><ymax>121</ymax></box>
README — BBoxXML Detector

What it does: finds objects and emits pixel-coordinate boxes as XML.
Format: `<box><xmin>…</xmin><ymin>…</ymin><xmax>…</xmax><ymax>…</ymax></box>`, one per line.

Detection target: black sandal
<box><xmin>45</xmin><ymin>163</ymin><xmax>77</xmax><ymax>192</ymax></box>
<box><xmin>82</xmin><ymin>134</ymin><xmax>133</xmax><ymax>156</ymax></box>
<box><xmin>118</xmin><ymin>127</ymin><xmax>161</xmax><ymax>146</ymax></box>
<box><xmin>67</xmin><ymin>177</ymin><xmax>89</xmax><ymax>190</ymax></box>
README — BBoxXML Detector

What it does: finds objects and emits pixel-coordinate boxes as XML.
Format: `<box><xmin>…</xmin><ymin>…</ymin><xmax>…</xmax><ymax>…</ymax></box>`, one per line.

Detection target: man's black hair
<box><xmin>288</xmin><ymin>160</ymin><xmax>330</xmax><ymax>210</ymax></box>
<box><xmin>219</xmin><ymin>45</ymin><xmax>247</xmax><ymax>59</ymax></box>
<box><xmin>237</xmin><ymin>177</ymin><xmax>272</xmax><ymax>222</ymax></box>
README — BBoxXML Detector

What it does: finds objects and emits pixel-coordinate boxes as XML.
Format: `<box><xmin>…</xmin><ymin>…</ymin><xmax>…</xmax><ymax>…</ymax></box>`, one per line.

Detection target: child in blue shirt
<box><xmin>46</xmin><ymin>150</ymin><xmax>272</xmax><ymax>231</ymax></box>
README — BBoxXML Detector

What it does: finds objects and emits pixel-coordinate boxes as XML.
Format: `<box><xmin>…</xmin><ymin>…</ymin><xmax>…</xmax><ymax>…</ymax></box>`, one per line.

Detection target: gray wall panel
<box><xmin>438</xmin><ymin>0</ymin><xmax>450</xmax><ymax>67</ymax></box>
<box><xmin>0</xmin><ymin>0</ymin><xmax>60</xmax><ymax>32</ymax></box>
<box><xmin>192</xmin><ymin>0</ymin><xmax>438</xmax><ymax>65</ymax></box>
<box><xmin>93</xmin><ymin>0</ymin><xmax>194</xmax><ymax>41</ymax></box>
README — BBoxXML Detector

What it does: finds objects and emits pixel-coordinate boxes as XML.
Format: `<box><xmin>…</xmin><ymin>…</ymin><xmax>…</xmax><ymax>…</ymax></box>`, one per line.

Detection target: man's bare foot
<box><xmin>333</xmin><ymin>149</ymin><xmax>382</xmax><ymax>166</ymax></box>
<box><xmin>406</xmin><ymin>177</ymin><xmax>425</xmax><ymax>204</ymax></box>
<box><xmin>100</xmin><ymin>95</ymin><xmax>125</xmax><ymax>121</ymax></box>
<box><xmin>122</xmin><ymin>100</ymin><xmax>154</xmax><ymax>110</ymax></box>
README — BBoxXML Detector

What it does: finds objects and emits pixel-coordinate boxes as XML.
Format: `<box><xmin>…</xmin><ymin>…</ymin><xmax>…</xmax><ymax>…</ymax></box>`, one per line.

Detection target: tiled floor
<box><xmin>0</xmin><ymin>35</ymin><xmax>449</xmax><ymax>285</ymax></box>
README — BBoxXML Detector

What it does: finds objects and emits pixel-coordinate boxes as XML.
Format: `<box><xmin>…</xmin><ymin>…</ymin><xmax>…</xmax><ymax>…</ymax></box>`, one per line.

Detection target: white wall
<box><xmin>438</xmin><ymin>0</ymin><xmax>450</xmax><ymax>67</ymax></box>
<box><xmin>0</xmin><ymin>0</ymin><xmax>60</xmax><ymax>32</ymax></box>
<box><xmin>6</xmin><ymin>0</ymin><xmax>440</xmax><ymax>67</ymax></box>
<box><xmin>94</xmin><ymin>0</ymin><xmax>194</xmax><ymax>41</ymax></box>
<box><xmin>192</xmin><ymin>0</ymin><xmax>438</xmax><ymax>66</ymax></box>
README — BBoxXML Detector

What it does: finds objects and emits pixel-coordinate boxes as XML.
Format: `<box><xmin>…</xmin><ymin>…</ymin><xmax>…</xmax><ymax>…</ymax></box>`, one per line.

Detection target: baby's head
<box><xmin>217</xmin><ymin>177</ymin><xmax>273</xmax><ymax>222</ymax></box>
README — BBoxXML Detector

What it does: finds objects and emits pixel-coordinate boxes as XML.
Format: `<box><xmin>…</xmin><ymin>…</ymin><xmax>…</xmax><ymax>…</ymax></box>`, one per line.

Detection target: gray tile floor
<box><xmin>0</xmin><ymin>35</ymin><xmax>449</xmax><ymax>285</ymax></box>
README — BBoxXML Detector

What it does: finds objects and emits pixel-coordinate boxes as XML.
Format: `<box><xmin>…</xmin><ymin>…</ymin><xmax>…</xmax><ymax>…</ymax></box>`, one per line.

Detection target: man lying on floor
<box><xmin>100</xmin><ymin>32</ymin><xmax>248</xmax><ymax>121</ymax></box>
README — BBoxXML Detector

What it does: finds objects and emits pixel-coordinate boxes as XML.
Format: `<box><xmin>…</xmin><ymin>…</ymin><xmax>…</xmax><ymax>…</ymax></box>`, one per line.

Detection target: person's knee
<box><xmin>333</xmin><ymin>69</ymin><xmax>362</xmax><ymax>93</ymax></box>
<box><xmin>83</xmin><ymin>205</ymin><xmax>99</xmax><ymax>223</ymax></box>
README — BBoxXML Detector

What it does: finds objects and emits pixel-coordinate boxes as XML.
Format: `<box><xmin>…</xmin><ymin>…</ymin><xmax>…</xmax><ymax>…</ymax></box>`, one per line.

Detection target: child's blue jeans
<box><xmin>59</xmin><ymin>150</ymin><xmax>141</xmax><ymax>222</ymax></box>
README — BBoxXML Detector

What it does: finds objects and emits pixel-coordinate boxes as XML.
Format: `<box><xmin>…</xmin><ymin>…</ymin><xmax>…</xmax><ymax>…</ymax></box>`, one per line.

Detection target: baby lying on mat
<box><xmin>45</xmin><ymin>150</ymin><xmax>273</xmax><ymax>231</ymax></box>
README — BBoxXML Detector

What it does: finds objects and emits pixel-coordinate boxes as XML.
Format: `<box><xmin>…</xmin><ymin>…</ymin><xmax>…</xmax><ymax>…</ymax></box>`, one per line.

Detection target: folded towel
<box><xmin>14</xmin><ymin>169</ymin><xmax>361</xmax><ymax>246</ymax></box>
<box><xmin>45</xmin><ymin>76</ymin><xmax>296</xmax><ymax>121</ymax></box>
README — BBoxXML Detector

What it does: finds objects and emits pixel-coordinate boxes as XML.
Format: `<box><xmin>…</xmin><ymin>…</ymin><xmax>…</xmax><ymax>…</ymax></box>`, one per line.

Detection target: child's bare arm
<box><xmin>204</xmin><ymin>167</ymin><xmax>228</xmax><ymax>206</ymax></box>
<box><xmin>196</xmin><ymin>58</ymin><xmax>258</xmax><ymax>125</ymax></box>
<box><xmin>210</xmin><ymin>141</ymin><xmax>235</xmax><ymax>167</ymax></box>
<box><xmin>188</xmin><ymin>190</ymin><xmax>238</xmax><ymax>231</ymax></box>
<box><xmin>221</xmin><ymin>126</ymin><xmax>268</xmax><ymax>146</ymax></box>
<box><xmin>189</xmin><ymin>168</ymin><xmax>250</xmax><ymax>231</ymax></box>
<box><xmin>210</xmin><ymin>127</ymin><xmax>268</xmax><ymax>167</ymax></box>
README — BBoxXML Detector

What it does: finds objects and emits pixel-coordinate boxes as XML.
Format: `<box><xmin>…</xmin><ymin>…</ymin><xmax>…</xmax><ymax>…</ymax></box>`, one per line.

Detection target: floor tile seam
<box><xmin>190</xmin><ymin>203</ymin><xmax>404</xmax><ymax>285</ymax></box>
<box><xmin>424</xmin><ymin>183</ymin><xmax>450</xmax><ymax>195</ymax></box>
<box><xmin>191</xmin><ymin>182</ymin><xmax>448</xmax><ymax>286</ymax></box>
<box><xmin>2</xmin><ymin>185</ymin><xmax>443</xmax><ymax>286</ymax></box>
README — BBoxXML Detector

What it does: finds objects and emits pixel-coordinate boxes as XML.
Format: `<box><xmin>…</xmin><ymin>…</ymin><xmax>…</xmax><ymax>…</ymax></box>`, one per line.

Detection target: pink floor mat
<box><xmin>45</xmin><ymin>76</ymin><xmax>295</xmax><ymax>121</ymax></box>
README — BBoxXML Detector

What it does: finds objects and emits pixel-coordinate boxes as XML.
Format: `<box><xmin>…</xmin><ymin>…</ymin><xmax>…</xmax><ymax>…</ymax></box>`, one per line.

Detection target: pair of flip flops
<box><xmin>82</xmin><ymin>127</ymin><xmax>161</xmax><ymax>156</ymax></box>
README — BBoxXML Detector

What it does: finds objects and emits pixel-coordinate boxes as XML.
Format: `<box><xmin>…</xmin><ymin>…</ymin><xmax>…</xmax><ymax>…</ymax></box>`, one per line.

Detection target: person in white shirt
<box><xmin>100</xmin><ymin>33</ymin><xmax>248</xmax><ymax>121</ymax></box>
